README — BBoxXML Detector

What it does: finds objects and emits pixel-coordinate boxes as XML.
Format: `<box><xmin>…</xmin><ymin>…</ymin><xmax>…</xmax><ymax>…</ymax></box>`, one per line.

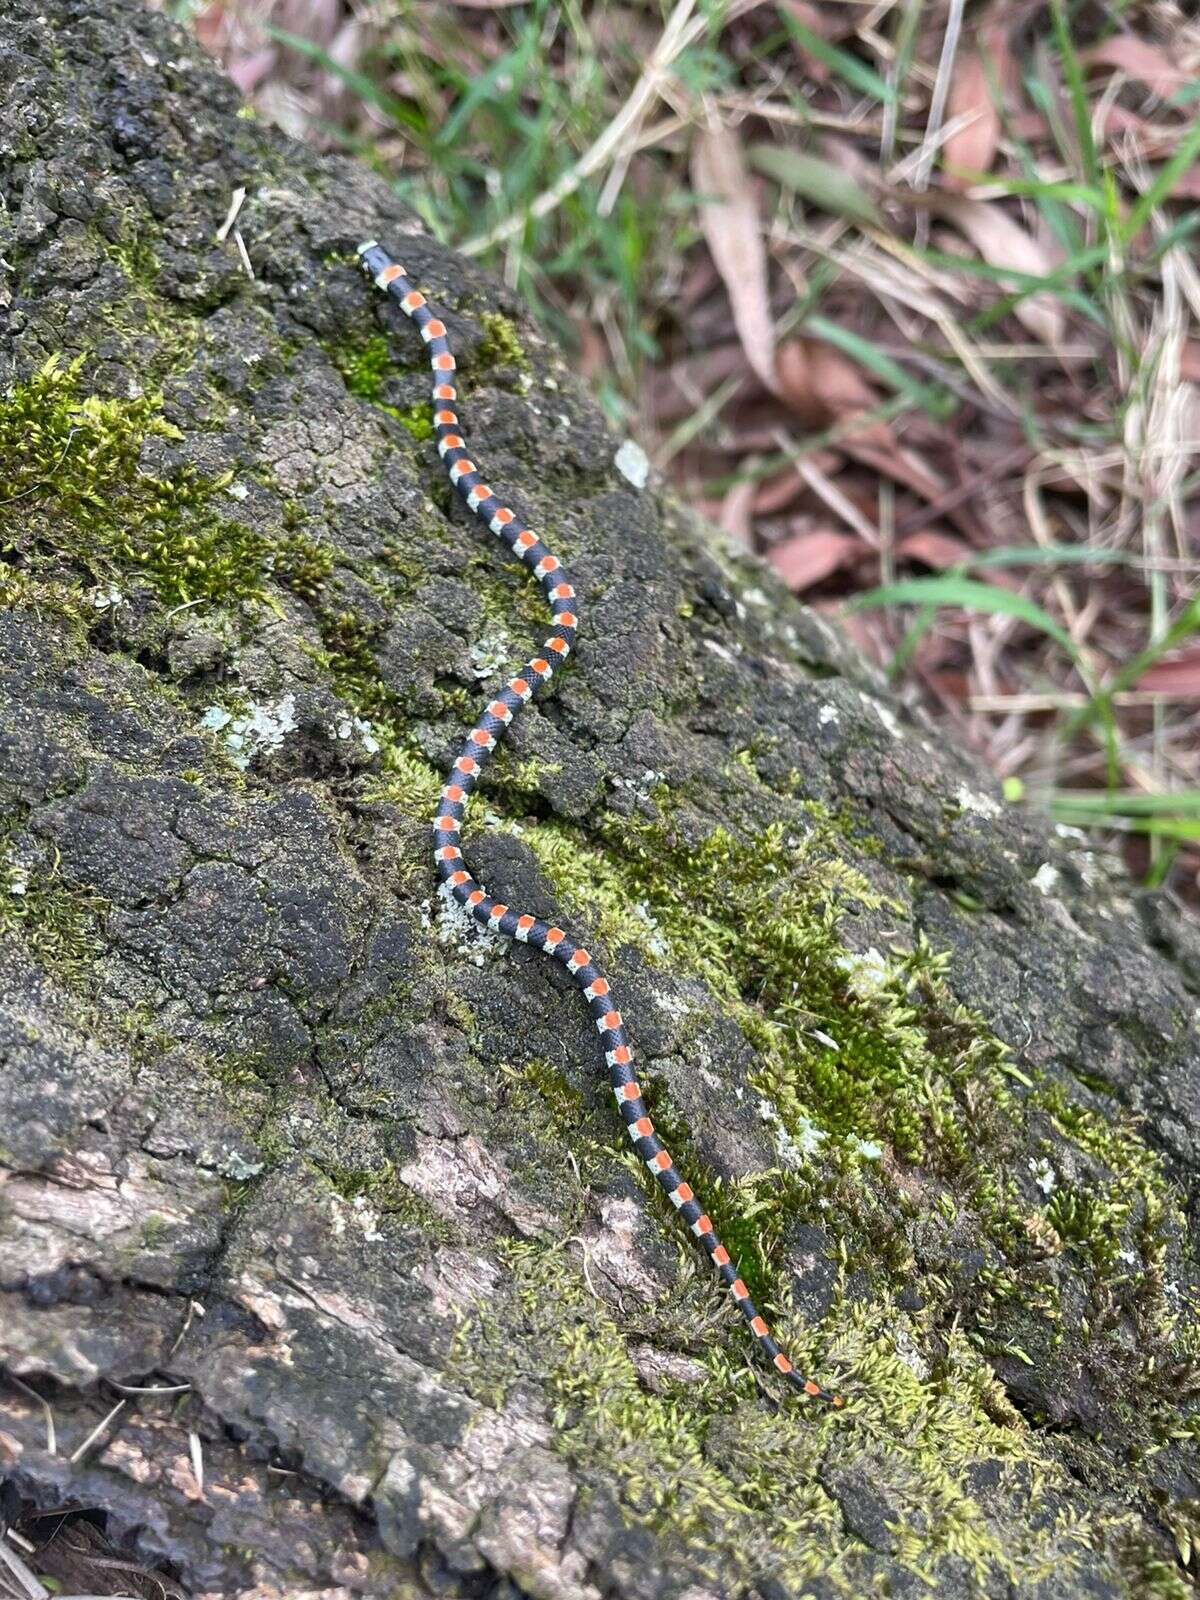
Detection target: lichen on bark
<box><xmin>2</xmin><ymin>3</ymin><xmax>1200</xmax><ymax>1597</ymax></box>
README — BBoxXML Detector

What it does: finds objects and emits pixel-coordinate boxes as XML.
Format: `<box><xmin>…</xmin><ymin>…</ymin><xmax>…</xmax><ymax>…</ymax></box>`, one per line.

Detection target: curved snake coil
<box><xmin>358</xmin><ymin>239</ymin><xmax>843</xmax><ymax>1408</ymax></box>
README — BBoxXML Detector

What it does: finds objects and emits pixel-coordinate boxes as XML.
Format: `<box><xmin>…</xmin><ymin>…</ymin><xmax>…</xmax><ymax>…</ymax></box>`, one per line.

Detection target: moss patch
<box><xmin>453</xmin><ymin>1236</ymin><xmax>1101</xmax><ymax>1593</ymax></box>
<box><xmin>485</xmin><ymin>792</ymin><xmax>1180</xmax><ymax>1436</ymax></box>
<box><xmin>0</xmin><ymin>356</ymin><xmax>266</xmax><ymax>606</ymax></box>
<box><xmin>331</xmin><ymin>331</ymin><xmax>393</xmax><ymax>403</ymax></box>
<box><xmin>1</xmin><ymin>845</ymin><xmax>108</xmax><ymax>984</ymax></box>
<box><xmin>476</xmin><ymin>311</ymin><xmax>528</xmax><ymax>371</ymax></box>
<box><xmin>328</xmin><ymin>331</ymin><xmax>434</xmax><ymax>439</ymax></box>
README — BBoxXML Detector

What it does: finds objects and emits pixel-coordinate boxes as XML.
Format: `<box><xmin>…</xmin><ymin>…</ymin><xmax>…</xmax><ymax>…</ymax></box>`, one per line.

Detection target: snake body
<box><xmin>358</xmin><ymin>239</ymin><xmax>841</xmax><ymax>1407</ymax></box>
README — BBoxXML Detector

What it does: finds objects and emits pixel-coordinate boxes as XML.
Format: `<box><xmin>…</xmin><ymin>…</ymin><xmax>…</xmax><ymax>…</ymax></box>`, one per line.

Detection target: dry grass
<box><xmin>171</xmin><ymin>0</ymin><xmax>1200</xmax><ymax>896</ymax></box>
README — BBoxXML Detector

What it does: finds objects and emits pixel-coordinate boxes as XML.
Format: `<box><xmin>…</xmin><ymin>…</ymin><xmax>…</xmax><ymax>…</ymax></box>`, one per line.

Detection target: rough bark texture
<box><xmin>3</xmin><ymin>5</ymin><xmax>1200</xmax><ymax>1597</ymax></box>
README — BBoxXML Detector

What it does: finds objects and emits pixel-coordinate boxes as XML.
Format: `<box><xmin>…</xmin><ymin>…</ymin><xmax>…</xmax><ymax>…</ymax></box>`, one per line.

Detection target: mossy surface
<box><xmin>1</xmin><ymin>1</ymin><xmax>1199</xmax><ymax>1595</ymax></box>
<box><xmin>476</xmin><ymin>310</ymin><xmax>529</xmax><ymax>371</ymax></box>
<box><xmin>1</xmin><ymin>357</ymin><xmax>259</xmax><ymax>606</ymax></box>
<box><xmin>328</xmin><ymin>329</ymin><xmax>434</xmax><ymax>438</ymax></box>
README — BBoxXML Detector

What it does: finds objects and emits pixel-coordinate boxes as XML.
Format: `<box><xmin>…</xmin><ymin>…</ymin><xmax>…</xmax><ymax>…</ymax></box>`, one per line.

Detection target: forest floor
<box><xmin>169</xmin><ymin>0</ymin><xmax>1200</xmax><ymax>900</ymax></box>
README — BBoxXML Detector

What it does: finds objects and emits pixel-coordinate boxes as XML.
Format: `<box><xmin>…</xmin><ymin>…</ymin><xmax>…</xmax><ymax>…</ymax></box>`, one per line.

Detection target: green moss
<box><xmin>499</xmin><ymin>1058</ymin><xmax>612</xmax><ymax>1192</ymax></box>
<box><xmin>488</xmin><ymin>753</ymin><xmax>565</xmax><ymax>811</ymax></box>
<box><xmin>476</xmin><ymin>311</ymin><xmax>528</xmax><ymax>371</ymax></box>
<box><xmin>315</xmin><ymin>1158</ymin><xmax>456</xmax><ymax>1242</ymax></box>
<box><xmin>391</xmin><ymin>402</ymin><xmax>434</xmax><ymax>442</ymax></box>
<box><xmin>327</xmin><ymin>332</ymin><xmax>432</xmax><ymax>438</ymax></box>
<box><xmin>0</xmin><ymin>356</ymin><xmax>268</xmax><ymax>607</ymax></box>
<box><xmin>139</xmin><ymin>1211</ymin><xmax>170</xmax><ymax>1247</ymax></box>
<box><xmin>0</xmin><ymin>848</ymin><xmax>108</xmax><ymax>983</ymax></box>
<box><xmin>515</xmin><ymin>808</ymin><xmax>981</xmax><ymax>1164</ymax></box>
<box><xmin>363</xmin><ymin>746</ymin><xmax>444</xmax><ymax>818</ymax></box>
<box><xmin>108</xmin><ymin>233</ymin><xmax>161</xmax><ymax>289</ymax></box>
<box><xmin>332</xmin><ymin>332</ymin><xmax>393</xmax><ymax>403</ymax></box>
<box><xmin>487</xmin><ymin>789</ymin><xmax>1181</xmax><ymax>1407</ymax></box>
<box><xmin>452</xmin><ymin>1237</ymin><xmax>1103</xmax><ymax>1592</ymax></box>
<box><xmin>271</xmin><ymin>528</ymin><xmax>334</xmax><ymax>602</ymax></box>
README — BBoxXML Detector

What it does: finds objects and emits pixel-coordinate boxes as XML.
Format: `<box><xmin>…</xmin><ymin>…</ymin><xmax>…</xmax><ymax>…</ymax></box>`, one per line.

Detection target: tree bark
<box><xmin>3</xmin><ymin>4</ymin><xmax>1200</xmax><ymax>1597</ymax></box>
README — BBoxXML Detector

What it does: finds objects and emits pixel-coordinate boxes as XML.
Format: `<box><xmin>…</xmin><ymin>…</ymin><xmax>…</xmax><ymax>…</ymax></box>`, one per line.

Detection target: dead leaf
<box><xmin>228</xmin><ymin>46</ymin><xmax>277</xmax><ymax>95</ymax></box>
<box><xmin>944</xmin><ymin>17</ymin><xmax>1012</xmax><ymax>186</ymax></box>
<box><xmin>691</xmin><ymin>126</ymin><xmax>778</xmax><ymax>394</ymax></box>
<box><xmin>897</xmin><ymin>530</ymin><xmax>974</xmax><ymax>569</ymax></box>
<box><xmin>776</xmin><ymin>338</ymin><xmax>960</xmax><ymax>531</ymax></box>
<box><xmin>776</xmin><ymin>338</ymin><xmax>882</xmax><ymax>430</ymax></box>
<box><xmin>754</xmin><ymin>470</ymin><xmax>807</xmax><ymax>516</ymax></box>
<box><xmin>719</xmin><ymin>478</ymin><xmax>757</xmax><ymax>543</ymax></box>
<box><xmin>930</xmin><ymin>195</ymin><xmax>1065</xmax><ymax>345</ymax></box>
<box><xmin>649</xmin><ymin>342</ymin><xmax>755</xmax><ymax>425</ymax></box>
<box><xmin>1085</xmin><ymin>36</ymin><xmax>1188</xmax><ymax>99</ymax></box>
<box><xmin>1136</xmin><ymin>647</ymin><xmax>1200</xmax><ymax>695</ymax></box>
<box><xmin>851</xmin><ymin>440</ymin><xmax>951</xmax><ymax>516</ymax></box>
<box><xmin>193</xmin><ymin>4</ymin><xmax>228</xmax><ymax>54</ymax></box>
<box><xmin>769</xmin><ymin>530</ymin><xmax>861</xmax><ymax>591</ymax></box>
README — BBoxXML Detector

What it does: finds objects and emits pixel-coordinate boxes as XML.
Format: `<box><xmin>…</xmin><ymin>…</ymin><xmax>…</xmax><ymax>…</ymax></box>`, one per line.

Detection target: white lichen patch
<box><xmin>5</xmin><ymin>853</ymin><xmax>29</xmax><ymax>897</ymax></box>
<box><xmin>469</xmin><ymin>633</ymin><xmax>513</xmax><ymax>680</ymax></box>
<box><xmin>817</xmin><ymin>704</ymin><xmax>839</xmax><ymax>727</ymax></box>
<box><xmin>201</xmin><ymin>693</ymin><xmax>296</xmax><ymax>770</ymax></box>
<box><xmin>955</xmin><ymin>782</ymin><xmax>1003</xmax><ymax>820</ymax></box>
<box><xmin>328</xmin><ymin>1192</ymin><xmax>383</xmax><ymax>1244</ymax></box>
<box><xmin>892</xmin><ymin>1324</ymin><xmax>931</xmax><ymax>1381</ymax></box>
<box><xmin>614</xmin><ymin>438</ymin><xmax>650</xmax><ymax>489</ymax></box>
<box><xmin>1032</xmin><ymin>863</ymin><xmax>1061</xmax><ymax>896</ymax></box>
<box><xmin>651</xmin><ymin>987</ymin><xmax>699</xmax><ymax>1026</ymax></box>
<box><xmin>849</xmin><ymin>1135</ymin><xmax>883</xmax><ymax>1161</ymax></box>
<box><xmin>758</xmin><ymin>1096</ymin><xmax>826</xmax><ymax>1167</ymax></box>
<box><xmin>218</xmin><ymin>1147</ymin><xmax>265</xmax><ymax>1181</ymax></box>
<box><xmin>483</xmin><ymin>808</ymin><xmax>522</xmax><ymax>835</ymax></box>
<box><xmin>1030</xmin><ymin>1157</ymin><xmax>1057</xmax><ymax>1196</ymax></box>
<box><xmin>628</xmin><ymin>900</ymin><xmax>669</xmax><ymax>959</ymax></box>
<box><xmin>834</xmin><ymin>946</ymin><xmax>889</xmax><ymax>998</ymax></box>
<box><xmin>331</xmin><ymin>712</ymin><xmax>380</xmax><ymax>754</ymax></box>
<box><xmin>611</xmin><ymin>767</ymin><xmax>665</xmax><ymax>808</ymax></box>
<box><xmin>429</xmin><ymin>879</ymin><xmax>511</xmax><ymax>965</ymax></box>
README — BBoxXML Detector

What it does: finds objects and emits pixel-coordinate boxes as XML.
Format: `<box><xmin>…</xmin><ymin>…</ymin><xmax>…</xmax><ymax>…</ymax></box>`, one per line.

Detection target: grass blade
<box><xmin>1048</xmin><ymin>0</ymin><xmax>1100</xmax><ymax>190</ymax></box>
<box><xmin>1064</xmin><ymin>596</ymin><xmax>1200</xmax><ymax>740</ymax></box>
<box><xmin>750</xmin><ymin>144</ymin><xmax>884</xmax><ymax>228</ymax></box>
<box><xmin>1122</xmin><ymin>119</ymin><xmax>1200</xmax><ymax>243</ymax></box>
<box><xmin>803</xmin><ymin>314</ymin><xmax>952</xmax><ymax>419</ymax></box>
<box><xmin>264</xmin><ymin>26</ymin><xmax>424</xmax><ymax>135</ymax></box>
<box><xmin>846</xmin><ymin>575</ymin><xmax>1077</xmax><ymax>657</ymax></box>
<box><xmin>778</xmin><ymin>12</ymin><xmax>895</xmax><ymax>105</ymax></box>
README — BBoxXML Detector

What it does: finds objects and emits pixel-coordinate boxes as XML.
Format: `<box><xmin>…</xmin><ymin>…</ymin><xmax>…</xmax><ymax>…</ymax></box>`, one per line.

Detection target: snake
<box><xmin>358</xmin><ymin>239</ymin><xmax>843</xmax><ymax>1408</ymax></box>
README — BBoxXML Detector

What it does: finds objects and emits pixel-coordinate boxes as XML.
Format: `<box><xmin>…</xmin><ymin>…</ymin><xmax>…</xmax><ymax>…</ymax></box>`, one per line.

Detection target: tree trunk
<box><xmin>3</xmin><ymin>4</ymin><xmax>1200</xmax><ymax>1596</ymax></box>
